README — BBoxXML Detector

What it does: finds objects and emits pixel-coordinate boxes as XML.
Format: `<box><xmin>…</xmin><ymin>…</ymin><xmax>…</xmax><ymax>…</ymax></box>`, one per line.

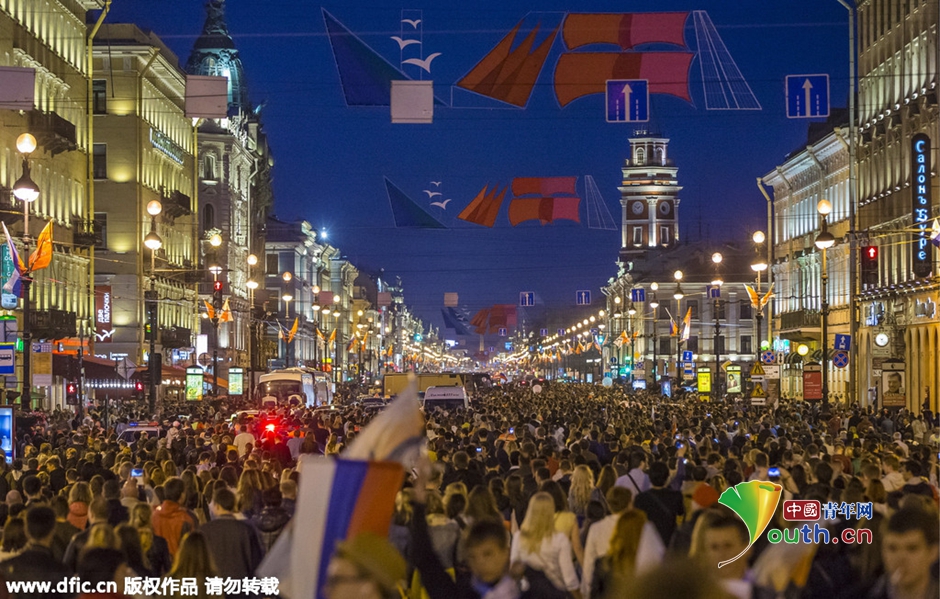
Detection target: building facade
<box><xmin>605</xmin><ymin>133</ymin><xmax>761</xmax><ymax>393</ymax></box>
<box><xmin>855</xmin><ymin>0</ymin><xmax>938</xmax><ymax>411</ymax></box>
<box><xmin>763</xmin><ymin>120</ymin><xmax>852</xmax><ymax>401</ymax></box>
<box><xmin>186</xmin><ymin>0</ymin><xmax>273</xmax><ymax>390</ymax></box>
<box><xmin>0</xmin><ymin>0</ymin><xmax>100</xmax><ymax>407</ymax></box>
<box><xmin>91</xmin><ymin>24</ymin><xmax>198</xmax><ymax>372</ymax></box>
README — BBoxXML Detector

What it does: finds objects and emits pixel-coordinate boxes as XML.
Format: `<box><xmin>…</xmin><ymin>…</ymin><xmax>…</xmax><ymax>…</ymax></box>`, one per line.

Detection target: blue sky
<box><xmin>112</xmin><ymin>1</ymin><xmax>850</xmax><ymax>330</ymax></box>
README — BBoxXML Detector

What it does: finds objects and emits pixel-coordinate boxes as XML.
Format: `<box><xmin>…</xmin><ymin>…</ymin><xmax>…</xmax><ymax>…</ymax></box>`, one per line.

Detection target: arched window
<box><xmin>635</xmin><ymin>147</ymin><xmax>646</xmax><ymax>165</ymax></box>
<box><xmin>203</xmin><ymin>203</ymin><xmax>215</xmax><ymax>231</ymax></box>
<box><xmin>654</xmin><ymin>147</ymin><xmax>665</xmax><ymax>165</ymax></box>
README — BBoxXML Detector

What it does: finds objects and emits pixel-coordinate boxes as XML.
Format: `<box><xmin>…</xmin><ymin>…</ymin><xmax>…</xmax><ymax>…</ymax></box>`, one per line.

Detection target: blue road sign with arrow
<box><xmin>576</xmin><ymin>290</ymin><xmax>591</xmax><ymax>305</ymax></box>
<box><xmin>519</xmin><ymin>292</ymin><xmax>535</xmax><ymax>307</ymax></box>
<box><xmin>786</xmin><ymin>74</ymin><xmax>829</xmax><ymax>119</ymax></box>
<box><xmin>834</xmin><ymin>334</ymin><xmax>851</xmax><ymax>351</ymax></box>
<box><xmin>631</xmin><ymin>288</ymin><xmax>646</xmax><ymax>302</ymax></box>
<box><xmin>606</xmin><ymin>80</ymin><xmax>649</xmax><ymax>123</ymax></box>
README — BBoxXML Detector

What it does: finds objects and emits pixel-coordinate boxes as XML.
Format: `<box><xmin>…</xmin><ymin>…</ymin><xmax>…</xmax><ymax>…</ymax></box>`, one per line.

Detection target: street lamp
<box><xmin>246</xmin><ymin>253</ymin><xmax>258</xmax><ymax>389</ymax></box>
<box><xmin>751</xmin><ymin>231</ymin><xmax>769</xmax><ymax>362</ymax></box>
<box><xmin>12</xmin><ymin>133</ymin><xmax>38</xmax><ymax>407</ymax></box>
<box><xmin>815</xmin><ymin>200</ymin><xmax>836</xmax><ymax>414</ymax></box>
<box><xmin>673</xmin><ymin>270</ymin><xmax>683</xmax><ymax>384</ymax></box>
<box><xmin>282</xmin><ymin>292</ymin><xmax>293</xmax><ymax>367</ymax></box>
<box><xmin>649</xmin><ymin>287</ymin><xmax>659</xmax><ymax>384</ymax></box>
<box><xmin>143</xmin><ymin>199</ymin><xmax>162</xmax><ymax>415</ymax></box>
<box><xmin>711</xmin><ymin>252</ymin><xmax>723</xmax><ymax>401</ymax></box>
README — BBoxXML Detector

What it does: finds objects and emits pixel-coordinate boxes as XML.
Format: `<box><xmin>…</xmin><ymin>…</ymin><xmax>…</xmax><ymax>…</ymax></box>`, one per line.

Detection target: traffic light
<box><xmin>144</xmin><ymin>290</ymin><xmax>158</xmax><ymax>341</ymax></box>
<box><xmin>134</xmin><ymin>381</ymin><xmax>144</xmax><ymax>400</ymax></box>
<box><xmin>861</xmin><ymin>245</ymin><xmax>879</xmax><ymax>288</ymax></box>
<box><xmin>212</xmin><ymin>280</ymin><xmax>224</xmax><ymax>314</ymax></box>
<box><xmin>65</xmin><ymin>381</ymin><xmax>78</xmax><ymax>405</ymax></box>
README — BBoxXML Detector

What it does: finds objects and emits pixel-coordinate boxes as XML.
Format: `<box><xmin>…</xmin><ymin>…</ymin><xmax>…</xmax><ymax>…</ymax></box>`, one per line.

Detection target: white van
<box><xmin>423</xmin><ymin>386</ymin><xmax>469</xmax><ymax>411</ymax></box>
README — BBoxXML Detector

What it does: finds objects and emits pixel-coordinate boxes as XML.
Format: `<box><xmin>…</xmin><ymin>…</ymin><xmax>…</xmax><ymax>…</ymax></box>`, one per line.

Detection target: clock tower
<box><xmin>618</xmin><ymin>132</ymin><xmax>681</xmax><ymax>262</ymax></box>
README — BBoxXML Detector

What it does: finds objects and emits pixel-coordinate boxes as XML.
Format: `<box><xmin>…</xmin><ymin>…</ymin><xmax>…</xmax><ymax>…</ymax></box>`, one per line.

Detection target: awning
<box><xmin>53</xmin><ymin>353</ymin><xmax>120</xmax><ymax>381</ymax></box>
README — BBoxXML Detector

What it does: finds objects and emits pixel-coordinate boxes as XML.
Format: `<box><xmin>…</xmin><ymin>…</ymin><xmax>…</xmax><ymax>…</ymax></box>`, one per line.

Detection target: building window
<box><xmin>635</xmin><ymin>147</ymin><xmax>646</xmax><ymax>165</ymax></box>
<box><xmin>658</xmin><ymin>305</ymin><xmax>669</xmax><ymax>320</ymax></box>
<box><xmin>659</xmin><ymin>225</ymin><xmax>671</xmax><ymax>246</ymax></box>
<box><xmin>202</xmin><ymin>204</ymin><xmax>215</xmax><ymax>231</ymax></box>
<box><xmin>688</xmin><ymin>300</ymin><xmax>699</xmax><ymax>320</ymax></box>
<box><xmin>266</xmin><ymin>253</ymin><xmax>278</xmax><ymax>275</ymax></box>
<box><xmin>687</xmin><ymin>336</ymin><xmax>699</xmax><ymax>353</ymax></box>
<box><xmin>740</xmin><ymin>303</ymin><xmax>752</xmax><ymax>319</ymax></box>
<box><xmin>94</xmin><ymin>212</ymin><xmax>107</xmax><ymax>249</ymax></box>
<box><xmin>92</xmin><ymin>80</ymin><xmax>107</xmax><ymax>114</ymax></box>
<box><xmin>654</xmin><ymin>147</ymin><xmax>664</xmax><ymax>165</ymax></box>
<box><xmin>632</xmin><ymin>226</ymin><xmax>643</xmax><ymax>247</ymax></box>
<box><xmin>716</xmin><ymin>301</ymin><xmax>726</xmax><ymax>320</ymax></box>
<box><xmin>93</xmin><ymin>144</ymin><xmax>107</xmax><ymax>179</ymax></box>
<box><xmin>715</xmin><ymin>336</ymin><xmax>725</xmax><ymax>355</ymax></box>
<box><xmin>659</xmin><ymin>338</ymin><xmax>671</xmax><ymax>356</ymax></box>
<box><xmin>203</xmin><ymin>154</ymin><xmax>217</xmax><ymax>180</ymax></box>
<box><xmin>741</xmin><ymin>336</ymin><xmax>752</xmax><ymax>354</ymax></box>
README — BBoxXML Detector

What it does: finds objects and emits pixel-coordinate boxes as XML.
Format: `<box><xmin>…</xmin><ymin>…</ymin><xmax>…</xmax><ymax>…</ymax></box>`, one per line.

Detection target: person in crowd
<box><xmin>510</xmin><ymin>492</ymin><xmax>581</xmax><ymax>597</ymax></box>
<box><xmin>0</xmin><ymin>507</ymin><xmax>73</xmax><ymax>599</ymax></box>
<box><xmin>167</xmin><ymin>532</ymin><xmax>218</xmax><ymax>599</ymax></box>
<box><xmin>0</xmin><ymin>517</ymin><xmax>26</xmax><ymax>561</ymax></box>
<box><xmin>151</xmin><ymin>477</ymin><xmax>198</xmax><ymax>559</ymax></box>
<box><xmin>201</xmin><ymin>487</ymin><xmax>264</xmax><ymax>581</ymax></box>
<box><xmin>633</xmin><ymin>461</ymin><xmax>685</xmax><ymax>546</ymax></box>
<box><xmin>589</xmin><ymin>509</ymin><xmax>650</xmax><ymax>598</ymax></box>
<box><xmin>865</xmin><ymin>506</ymin><xmax>938</xmax><ymax>599</ymax></box>
<box><xmin>67</xmin><ymin>481</ymin><xmax>93</xmax><ymax>530</ymax></box>
<box><xmin>322</xmin><ymin>532</ymin><xmax>407</xmax><ymax>599</ymax></box>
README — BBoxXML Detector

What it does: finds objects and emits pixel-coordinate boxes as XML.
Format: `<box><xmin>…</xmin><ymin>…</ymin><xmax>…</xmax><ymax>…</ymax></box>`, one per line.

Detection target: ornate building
<box><xmin>186</xmin><ymin>0</ymin><xmax>273</xmax><ymax>390</ymax></box>
<box><xmin>618</xmin><ymin>132</ymin><xmax>681</xmax><ymax>262</ymax></box>
<box><xmin>855</xmin><ymin>0</ymin><xmax>938</xmax><ymax>411</ymax></box>
<box><xmin>92</xmin><ymin>24</ymin><xmax>198</xmax><ymax>374</ymax></box>
<box><xmin>763</xmin><ymin>116</ymin><xmax>852</xmax><ymax>401</ymax></box>
<box><xmin>605</xmin><ymin>132</ymin><xmax>759</xmax><ymax>393</ymax></box>
<box><xmin>0</xmin><ymin>0</ymin><xmax>101</xmax><ymax>407</ymax></box>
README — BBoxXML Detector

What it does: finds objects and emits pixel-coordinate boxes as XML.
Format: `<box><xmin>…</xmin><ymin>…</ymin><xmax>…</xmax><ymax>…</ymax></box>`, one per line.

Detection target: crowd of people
<box><xmin>0</xmin><ymin>382</ymin><xmax>937</xmax><ymax>599</ymax></box>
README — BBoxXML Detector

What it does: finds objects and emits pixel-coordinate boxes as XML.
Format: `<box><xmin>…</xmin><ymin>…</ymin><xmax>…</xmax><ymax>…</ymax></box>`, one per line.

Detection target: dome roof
<box><xmin>185</xmin><ymin>0</ymin><xmax>250</xmax><ymax>113</ymax></box>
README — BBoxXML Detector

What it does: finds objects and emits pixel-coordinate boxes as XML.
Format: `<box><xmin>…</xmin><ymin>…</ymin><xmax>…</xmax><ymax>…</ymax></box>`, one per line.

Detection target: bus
<box><xmin>254</xmin><ymin>368</ymin><xmax>334</xmax><ymax>408</ymax></box>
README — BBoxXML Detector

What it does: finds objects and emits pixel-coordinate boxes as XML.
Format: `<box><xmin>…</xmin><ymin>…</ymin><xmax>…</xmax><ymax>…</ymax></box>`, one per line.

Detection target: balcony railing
<box><xmin>163</xmin><ymin>191</ymin><xmax>192</xmax><ymax>219</ymax></box>
<box><xmin>780</xmin><ymin>309</ymin><xmax>821</xmax><ymax>331</ymax></box>
<box><xmin>29</xmin><ymin>111</ymin><xmax>77</xmax><ymax>156</ymax></box>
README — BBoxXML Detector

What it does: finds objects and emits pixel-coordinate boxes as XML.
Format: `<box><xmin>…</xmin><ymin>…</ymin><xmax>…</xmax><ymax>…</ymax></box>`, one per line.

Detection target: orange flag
<box><xmin>28</xmin><ymin>220</ymin><xmax>53</xmax><ymax>272</ymax></box>
<box><xmin>204</xmin><ymin>300</ymin><xmax>216</xmax><ymax>321</ymax></box>
<box><xmin>328</xmin><ymin>329</ymin><xmax>336</xmax><ymax>344</ymax></box>
<box><xmin>219</xmin><ymin>298</ymin><xmax>233</xmax><ymax>323</ymax></box>
<box><xmin>287</xmin><ymin>317</ymin><xmax>299</xmax><ymax>343</ymax></box>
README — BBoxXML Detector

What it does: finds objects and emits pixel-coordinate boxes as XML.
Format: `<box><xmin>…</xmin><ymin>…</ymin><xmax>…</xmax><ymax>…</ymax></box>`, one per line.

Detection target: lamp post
<box><xmin>207</xmin><ymin>232</ymin><xmax>222</xmax><ymax>396</ymax></box>
<box><xmin>673</xmin><ymin>270</ymin><xmax>684</xmax><ymax>384</ymax></box>
<box><xmin>12</xmin><ymin>133</ymin><xmax>39</xmax><ymax>407</ymax></box>
<box><xmin>626</xmin><ymin>301</ymin><xmax>636</xmax><ymax>385</ymax></box>
<box><xmin>711</xmin><ymin>252</ymin><xmax>724</xmax><ymax>401</ymax></box>
<box><xmin>332</xmin><ymin>296</ymin><xmax>341</xmax><ymax>382</ymax></box>
<box><xmin>311</xmin><ymin>285</ymin><xmax>321</xmax><ymax>369</ymax></box>
<box><xmin>612</xmin><ymin>296</ymin><xmax>622</xmax><ymax>378</ymax></box>
<box><xmin>751</xmin><ymin>231</ymin><xmax>769</xmax><ymax>363</ymax></box>
<box><xmin>815</xmin><ymin>200</ymin><xmax>836</xmax><ymax>415</ymax></box>
<box><xmin>649</xmin><ymin>283</ymin><xmax>659</xmax><ymax>386</ymax></box>
<box><xmin>143</xmin><ymin>199</ymin><xmax>163</xmax><ymax>415</ymax></box>
<box><xmin>246</xmin><ymin>253</ymin><xmax>258</xmax><ymax>391</ymax></box>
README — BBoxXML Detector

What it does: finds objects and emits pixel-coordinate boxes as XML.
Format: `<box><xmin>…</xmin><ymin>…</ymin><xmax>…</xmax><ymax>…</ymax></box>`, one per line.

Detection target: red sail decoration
<box><xmin>470</xmin><ymin>304</ymin><xmax>518</xmax><ymax>334</ymax></box>
<box><xmin>458</xmin><ymin>183</ymin><xmax>507</xmax><ymax>227</ymax></box>
<box><xmin>562</xmin><ymin>13</ymin><xmax>689</xmax><ymax>50</ymax></box>
<box><xmin>508</xmin><ymin>177</ymin><xmax>580</xmax><ymax>226</ymax></box>
<box><xmin>455</xmin><ymin>21</ymin><xmax>558</xmax><ymax>108</ymax></box>
<box><xmin>554</xmin><ymin>51</ymin><xmax>694</xmax><ymax>107</ymax></box>
<box><xmin>511</xmin><ymin>177</ymin><xmax>578</xmax><ymax>197</ymax></box>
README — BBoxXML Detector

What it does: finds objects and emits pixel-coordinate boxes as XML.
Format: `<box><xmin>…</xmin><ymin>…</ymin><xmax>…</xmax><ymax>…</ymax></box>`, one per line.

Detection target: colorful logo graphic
<box><xmin>716</xmin><ymin>480</ymin><xmax>783</xmax><ymax>568</ymax></box>
<box><xmin>782</xmin><ymin>499</ymin><xmax>820</xmax><ymax>521</ymax></box>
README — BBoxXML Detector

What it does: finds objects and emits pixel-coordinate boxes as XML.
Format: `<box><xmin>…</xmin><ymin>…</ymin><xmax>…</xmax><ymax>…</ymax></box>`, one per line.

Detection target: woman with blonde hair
<box><xmin>325</xmin><ymin>433</ymin><xmax>342</xmax><ymax>456</ymax></box>
<box><xmin>568</xmin><ymin>465</ymin><xmax>601</xmax><ymax>522</ymax></box>
<box><xmin>168</xmin><ymin>532</ymin><xmax>217</xmax><ymax>599</ymax></box>
<box><xmin>235</xmin><ymin>469</ymin><xmax>263</xmax><ymax>519</ymax></box>
<box><xmin>132</xmin><ymin>502</ymin><xmax>171</xmax><ymax>576</ymax></box>
<box><xmin>511</xmin><ymin>492</ymin><xmax>581</xmax><ymax>597</ymax></box>
<box><xmin>590</xmin><ymin>509</ymin><xmax>649</xmax><ymax>598</ymax></box>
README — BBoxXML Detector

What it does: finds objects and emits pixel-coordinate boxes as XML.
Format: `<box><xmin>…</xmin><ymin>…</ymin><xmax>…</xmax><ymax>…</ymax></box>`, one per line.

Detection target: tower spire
<box><xmin>186</xmin><ymin>0</ymin><xmax>250</xmax><ymax>113</ymax></box>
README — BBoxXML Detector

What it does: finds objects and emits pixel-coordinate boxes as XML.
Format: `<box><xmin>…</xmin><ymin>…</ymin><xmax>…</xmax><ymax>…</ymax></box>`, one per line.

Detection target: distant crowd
<box><xmin>0</xmin><ymin>382</ymin><xmax>937</xmax><ymax>599</ymax></box>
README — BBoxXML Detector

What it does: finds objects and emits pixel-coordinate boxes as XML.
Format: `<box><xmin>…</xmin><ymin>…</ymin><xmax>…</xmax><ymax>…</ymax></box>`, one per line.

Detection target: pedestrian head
<box><xmin>462</xmin><ymin>520</ymin><xmax>511</xmax><ymax>586</ymax></box>
<box><xmin>519</xmin><ymin>492</ymin><xmax>556</xmax><ymax>553</ymax></box>
<box><xmin>170</xmin><ymin>531</ymin><xmax>217</xmax><ymax>579</ymax></box>
<box><xmin>324</xmin><ymin>532</ymin><xmax>406</xmax><ymax>599</ymax></box>
<box><xmin>881</xmin><ymin>506</ymin><xmax>939</xmax><ymax>594</ymax></box>
<box><xmin>24</xmin><ymin>506</ymin><xmax>56</xmax><ymax>545</ymax></box>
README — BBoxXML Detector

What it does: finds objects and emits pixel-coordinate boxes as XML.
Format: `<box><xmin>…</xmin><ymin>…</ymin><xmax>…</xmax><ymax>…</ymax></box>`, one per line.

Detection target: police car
<box><xmin>118</xmin><ymin>421</ymin><xmax>163</xmax><ymax>443</ymax></box>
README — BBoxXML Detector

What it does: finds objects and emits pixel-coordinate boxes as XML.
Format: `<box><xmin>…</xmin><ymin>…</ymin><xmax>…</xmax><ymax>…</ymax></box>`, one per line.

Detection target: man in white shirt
<box><xmin>581</xmin><ymin>486</ymin><xmax>664</xmax><ymax>598</ymax></box>
<box><xmin>233</xmin><ymin>424</ymin><xmax>255</xmax><ymax>457</ymax></box>
<box><xmin>615</xmin><ymin>451</ymin><xmax>650</xmax><ymax>497</ymax></box>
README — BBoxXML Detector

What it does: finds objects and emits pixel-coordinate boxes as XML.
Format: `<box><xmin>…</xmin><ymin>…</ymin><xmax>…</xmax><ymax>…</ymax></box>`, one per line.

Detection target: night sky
<box><xmin>110</xmin><ymin>1</ymin><xmax>849</xmax><ymax>333</ymax></box>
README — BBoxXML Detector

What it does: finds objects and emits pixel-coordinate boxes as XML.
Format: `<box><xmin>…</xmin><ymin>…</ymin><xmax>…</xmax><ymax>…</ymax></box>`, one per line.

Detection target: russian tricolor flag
<box><xmin>260</xmin><ymin>457</ymin><xmax>405</xmax><ymax>599</ymax></box>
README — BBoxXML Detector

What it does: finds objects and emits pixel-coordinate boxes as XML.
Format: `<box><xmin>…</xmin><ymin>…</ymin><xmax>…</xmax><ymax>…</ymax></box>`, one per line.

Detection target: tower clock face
<box><xmin>874</xmin><ymin>333</ymin><xmax>889</xmax><ymax>347</ymax></box>
<box><xmin>631</xmin><ymin>201</ymin><xmax>644</xmax><ymax>215</ymax></box>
